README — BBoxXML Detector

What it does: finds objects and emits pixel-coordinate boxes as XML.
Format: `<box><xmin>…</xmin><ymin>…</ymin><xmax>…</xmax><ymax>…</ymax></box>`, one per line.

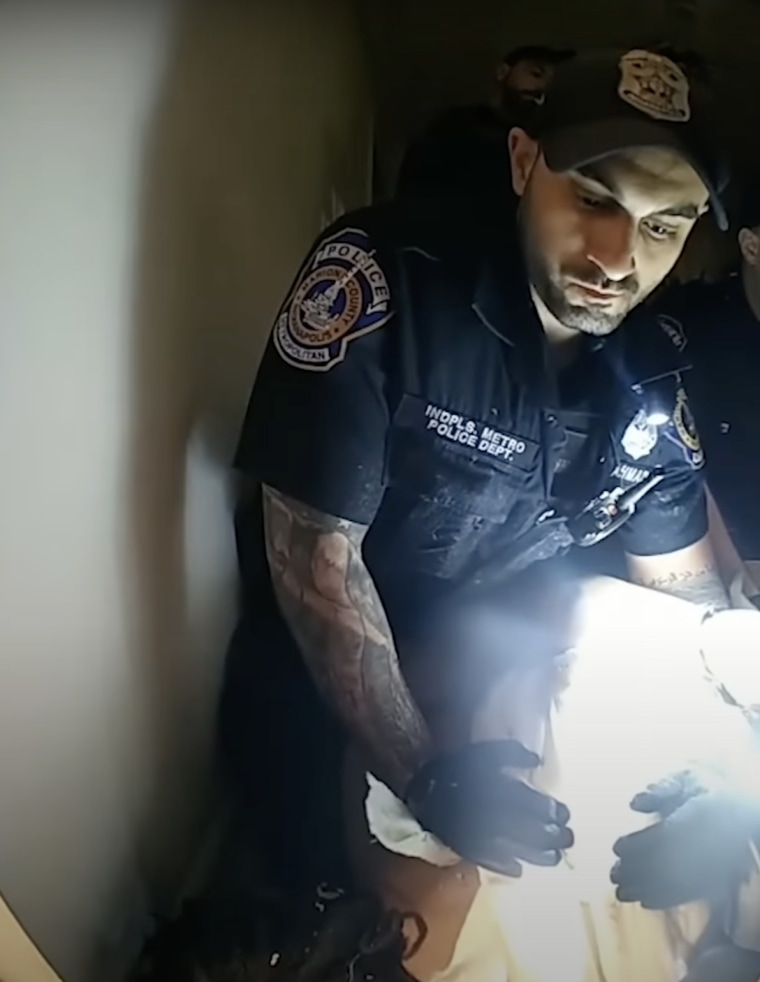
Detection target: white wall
<box><xmin>0</xmin><ymin>3</ymin><xmax>373</xmax><ymax>981</ymax></box>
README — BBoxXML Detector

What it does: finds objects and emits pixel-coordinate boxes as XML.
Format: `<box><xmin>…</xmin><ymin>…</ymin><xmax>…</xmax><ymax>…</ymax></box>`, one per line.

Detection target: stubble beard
<box><xmin>517</xmin><ymin>199</ymin><xmax>638</xmax><ymax>337</ymax></box>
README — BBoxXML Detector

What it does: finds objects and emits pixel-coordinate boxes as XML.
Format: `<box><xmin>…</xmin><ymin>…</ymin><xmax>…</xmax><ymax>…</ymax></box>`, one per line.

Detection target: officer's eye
<box><xmin>642</xmin><ymin>218</ymin><xmax>679</xmax><ymax>242</ymax></box>
<box><xmin>577</xmin><ymin>190</ymin><xmax>606</xmax><ymax>210</ymax></box>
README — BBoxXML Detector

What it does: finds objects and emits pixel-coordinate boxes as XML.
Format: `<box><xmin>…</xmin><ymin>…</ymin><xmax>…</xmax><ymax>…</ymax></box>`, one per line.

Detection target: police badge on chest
<box><xmin>621</xmin><ymin>408</ymin><xmax>659</xmax><ymax>461</ymax></box>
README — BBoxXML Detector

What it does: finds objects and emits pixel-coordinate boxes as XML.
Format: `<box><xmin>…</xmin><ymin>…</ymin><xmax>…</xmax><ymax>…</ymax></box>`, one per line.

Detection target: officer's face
<box><xmin>509</xmin><ymin>130</ymin><xmax>710</xmax><ymax>336</ymax></box>
<box><xmin>498</xmin><ymin>59</ymin><xmax>554</xmax><ymax>105</ymax></box>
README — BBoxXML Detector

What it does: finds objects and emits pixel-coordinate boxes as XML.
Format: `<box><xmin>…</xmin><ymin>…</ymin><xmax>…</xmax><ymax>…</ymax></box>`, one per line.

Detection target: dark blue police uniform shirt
<box><xmin>234</xmin><ymin>202</ymin><xmax>707</xmax><ymax>641</ymax></box>
<box><xmin>651</xmin><ymin>274</ymin><xmax>760</xmax><ymax>559</ymax></box>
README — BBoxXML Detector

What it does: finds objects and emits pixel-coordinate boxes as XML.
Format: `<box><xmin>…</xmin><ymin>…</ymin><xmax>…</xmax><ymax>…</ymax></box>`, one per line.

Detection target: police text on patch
<box><xmin>424</xmin><ymin>403</ymin><xmax>529</xmax><ymax>463</ymax></box>
<box><xmin>274</xmin><ymin>227</ymin><xmax>393</xmax><ymax>372</ymax></box>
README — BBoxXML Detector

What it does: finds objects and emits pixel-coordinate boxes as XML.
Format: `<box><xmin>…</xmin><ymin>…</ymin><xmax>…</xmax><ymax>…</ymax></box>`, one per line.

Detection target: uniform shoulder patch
<box><xmin>665</xmin><ymin>386</ymin><xmax>704</xmax><ymax>470</ymax></box>
<box><xmin>274</xmin><ymin>226</ymin><xmax>393</xmax><ymax>372</ymax></box>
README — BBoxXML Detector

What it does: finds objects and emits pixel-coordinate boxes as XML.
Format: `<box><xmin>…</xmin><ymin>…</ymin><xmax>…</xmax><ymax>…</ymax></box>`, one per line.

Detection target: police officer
<box><xmin>221</xmin><ymin>48</ymin><xmax>731</xmax><ymax>889</ymax></box>
<box><xmin>647</xmin><ymin>187</ymin><xmax>760</xmax><ymax>580</ymax></box>
<box><xmin>395</xmin><ymin>45</ymin><xmax>574</xmax><ymax>203</ymax></box>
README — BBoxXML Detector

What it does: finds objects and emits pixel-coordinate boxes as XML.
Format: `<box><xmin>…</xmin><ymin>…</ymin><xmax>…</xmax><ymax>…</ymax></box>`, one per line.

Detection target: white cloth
<box><xmin>365</xmin><ymin>772</ymin><xmax>459</xmax><ymax>867</ymax></box>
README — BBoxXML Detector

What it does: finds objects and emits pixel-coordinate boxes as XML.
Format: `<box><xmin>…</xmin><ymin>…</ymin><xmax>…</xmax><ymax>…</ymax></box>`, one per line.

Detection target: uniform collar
<box><xmin>466</xmin><ymin>217</ymin><xmax>682</xmax><ymax>402</ymax></box>
<box><xmin>470</xmin><ymin>221</ymin><xmax>617</xmax><ymax>400</ymax></box>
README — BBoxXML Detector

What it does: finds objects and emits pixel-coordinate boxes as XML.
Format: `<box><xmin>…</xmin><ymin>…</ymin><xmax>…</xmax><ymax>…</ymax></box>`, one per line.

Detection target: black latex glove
<box><xmin>611</xmin><ymin>768</ymin><xmax>760</xmax><ymax>909</ymax></box>
<box><xmin>405</xmin><ymin>740</ymin><xmax>573</xmax><ymax>877</ymax></box>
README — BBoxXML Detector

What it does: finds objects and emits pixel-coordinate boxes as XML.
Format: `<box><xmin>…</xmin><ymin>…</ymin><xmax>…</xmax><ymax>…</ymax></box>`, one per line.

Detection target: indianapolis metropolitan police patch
<box><xmin>274</xmin><ymin>227</ymin><xmax>393</xmax><ymax>372</ymax></box>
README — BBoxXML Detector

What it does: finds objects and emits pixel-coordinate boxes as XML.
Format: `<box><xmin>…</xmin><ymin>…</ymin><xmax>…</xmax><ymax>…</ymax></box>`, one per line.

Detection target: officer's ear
<box><xmin>508</xmin><ymin>127</ymin><xmax>540</xmax><ymax>197</ymax></box>
<box><xmin>496</xmin><ymin>61</ymin><xmax>511</xmax><ymax>84</ymax></box>
<box><xmin>738</xmin><ymin>225</ymin><xmax>760</xmax><ymax>268</ymax></box>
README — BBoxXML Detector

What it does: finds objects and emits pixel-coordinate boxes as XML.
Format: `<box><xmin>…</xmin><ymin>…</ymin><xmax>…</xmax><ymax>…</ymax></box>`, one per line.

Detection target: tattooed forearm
<box><xmin>636</xmin><ymin>565</ymin><xmax>730</xmax><ymax>614</ymax></box>
<box><xmin>262</xmin><ymin>484</ymin><xmax>430</xmax><ymax>792</ymax></box>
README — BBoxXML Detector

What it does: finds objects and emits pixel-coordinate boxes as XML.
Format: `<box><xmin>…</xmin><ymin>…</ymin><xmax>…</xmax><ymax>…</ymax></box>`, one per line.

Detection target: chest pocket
<box><xmin>551</xmin><ymin>409</ymin><xmax>610</xmax><ymax>509</ymax></box>
<box><xmin>382</xmin><ymin>394</ymin><xmax>542</xmax><ymax>578</ymax></box>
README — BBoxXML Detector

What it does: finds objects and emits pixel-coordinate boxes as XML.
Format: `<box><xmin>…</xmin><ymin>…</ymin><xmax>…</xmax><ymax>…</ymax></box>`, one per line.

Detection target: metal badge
<box><xmin>621</xmin><ymin>408</ymin><xmax>659</xmax><ymax>460</ymax></box>
<box><xmin>618</xmin><ymin>49</ymin><xmax>691</xmax><ymax>123</ymax></box>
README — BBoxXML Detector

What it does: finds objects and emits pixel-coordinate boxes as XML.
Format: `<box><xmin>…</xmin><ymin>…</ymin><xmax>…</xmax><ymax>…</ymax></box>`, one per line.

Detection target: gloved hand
<box><xmin>405</xmin><ymin>740</ymin><xmax>573</xmax><ymax>876</ymax></box>
<box><xmin>611</xmin><ymin>768</ymin><xmax>760</xmax><ymax>909</ymax></box>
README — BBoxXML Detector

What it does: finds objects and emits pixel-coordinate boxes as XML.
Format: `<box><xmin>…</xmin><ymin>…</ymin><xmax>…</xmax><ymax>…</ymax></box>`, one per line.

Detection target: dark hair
<box><xmin>503</xmin><ymin>46</ymin><xmax>575</xmax><ymax>68</ymax></box>
<box><xmin>132</xmin><ymin>889</ymin><xmax>423</xmax><ymax>982</ymax></box>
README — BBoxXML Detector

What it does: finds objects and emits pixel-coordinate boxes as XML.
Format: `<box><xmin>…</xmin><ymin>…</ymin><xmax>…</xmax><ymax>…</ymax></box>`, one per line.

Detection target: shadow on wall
<box><xmin>124</xmin><ymin>0</ymin><xmax>373</xmax><ymax>941</ymax></box>
<box><xmin>155</xmin><ymin>2</ymin><xmax>373</xmax><ymax>467</ymax></box>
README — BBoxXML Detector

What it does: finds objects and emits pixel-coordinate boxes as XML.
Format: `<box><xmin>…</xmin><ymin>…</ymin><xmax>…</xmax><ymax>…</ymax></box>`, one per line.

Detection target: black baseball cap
<box><xmin>534</xmin><ymin>48</ymin><xmax>729</xmax><ymax>230</ymax></box>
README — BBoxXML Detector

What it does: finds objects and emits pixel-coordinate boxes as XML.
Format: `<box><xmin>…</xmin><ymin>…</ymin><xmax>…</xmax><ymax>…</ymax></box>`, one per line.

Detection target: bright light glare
<box><xmin>646</xmin><ymin>410</ymin><xmax>670</xmax><ymax>426</ymax></box>
<box><xmin>701</xmin><ymin>609</ymin><xmax>760</xmax><ymax>714</ymax></box>
<box><xmin>547</xmin><ymin>579</ymin><xmax>757</xmax><ymax>898</ymax></box>
<box><xmin>471</xmin><ymin>579</ymin><xmax>760</xmax><ymax>977</ymax></box>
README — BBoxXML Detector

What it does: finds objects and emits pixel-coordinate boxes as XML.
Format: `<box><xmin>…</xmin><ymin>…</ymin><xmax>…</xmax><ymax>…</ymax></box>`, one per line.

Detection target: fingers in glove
<box><xmin>613</xmin><ymin>873</ymin><xmax>703</xmax><ymax>910</ymax></box>
<box><xmin>612</xmin><ymin>823</ymin><xmax>663</xmax><ymax>862</ymax></box>
<box><xmin>630</xmin><ymin>771</ymin><xmax>706</xmax><ymax>816</ymax></box>
<box><xmin>461</xmin><ymin>838</ymin><xmax>564</xmax><ymax>877</ymax></box>
<box><xmin>474</xmin><ymin>805</ymin><xmax>575</xmax><ymax>853</ymax></box>
<box><xmin>502</xmin><ymin>779</ymin><xmax>571</xmax><ymax>827</ymax></box>
<box><xmin>512</xmin><ymin>843</ymin><xmax>567</xmax><ymax>867</ymax></box>
<box><xmin>442</xmin><ymin>803</ymin><xmax>574</xmax><ymax>865</ymax></box>
<box><xmin>611</xmin><ymin>857</ymin><xmax>696</xmax><ymax>908</ymax></box>
<box><xmin>405</xmin><ymin>740</ymin><xmax>542</xmax><ymax>810</ymax></box>
<box><xmin>412</xmin><ymin>752</ymin><xmax>570</xmax><ymax>830</ymax></box>
<box><xmin>428</xmin><ymin>802</ymin><xmax>573</xmax><ymax>875</ymax></box>
<box><xmin>464</xmin><ymin>847</ymin><xmax>524</xmax><ymax>878</ymax></box>
<box><xmin>611</xmin><ymin>832</ymin><xmax>733</xmax><ymax>909</ymax></box>
<box><xmin>466</xmin><ymin>774</ymin><xmax>570</xmax><ymax>830</ymax></box>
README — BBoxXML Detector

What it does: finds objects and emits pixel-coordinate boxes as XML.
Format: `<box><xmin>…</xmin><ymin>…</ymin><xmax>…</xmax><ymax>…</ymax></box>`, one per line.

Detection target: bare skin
<box><xmin>627</xmin><ymin>536</ymin><xmax>730</xmax><ymax>614</ymax></box>
<box><xmin>262</xmin><ymin>484</ymin><xmax>430</xmax><ymax>794</ymax></box>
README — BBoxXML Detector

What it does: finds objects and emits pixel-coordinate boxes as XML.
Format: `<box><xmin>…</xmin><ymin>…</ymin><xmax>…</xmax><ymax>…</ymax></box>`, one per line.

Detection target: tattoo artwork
<box><xmin>261</xmin><ymin>484</ymin><xmax>430</xmax><ymax>791</ymax></box>
<box><xmin>636</xmin><ymin>564</ymin><xmax>730</xmax><ymax>615</ymax></box>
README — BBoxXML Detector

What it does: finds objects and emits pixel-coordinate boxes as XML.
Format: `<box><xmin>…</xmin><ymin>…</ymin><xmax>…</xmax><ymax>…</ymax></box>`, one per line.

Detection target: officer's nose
<box><xmin>586</xmin><ymin>212</ymin><xmax>636</xmax><ymax>283</ymax></box>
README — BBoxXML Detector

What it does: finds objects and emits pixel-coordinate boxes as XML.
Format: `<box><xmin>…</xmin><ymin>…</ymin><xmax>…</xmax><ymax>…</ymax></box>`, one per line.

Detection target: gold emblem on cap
<box><xmin>618</xmin><ymin>49</ymin><xmax>691</xmax><ymax>123</ymax></box>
